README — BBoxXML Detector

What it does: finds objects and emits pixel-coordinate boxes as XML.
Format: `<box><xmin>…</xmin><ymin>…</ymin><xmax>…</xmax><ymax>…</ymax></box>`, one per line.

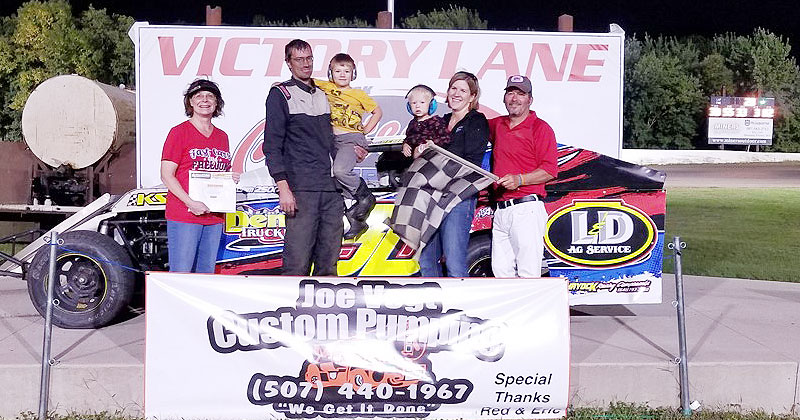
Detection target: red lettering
<box><xmin>262</xmin><ymin>38</ymin><xmax>293</xmax><ymax>77</ymax></box>
<box><xmin>439</xmin><ymin>41</ymin><xmax>462</xmax><ymax>79</ymax></box>
<box><xmin>477</xmin><ymin>43</ymin><xmax>520</xmax><ymax>79</ymax></box>
<box><xmin>526</xmin><ymin>43</ymin><xmax>572</xmax><ymax>82</ymax></box>
<box><xmin>348</xmin><ymin>40</ymin><xmax>387</xmax><ymax>78</ymax></box>
<box><xmin>159</xmin><ymin>37</ymin><xmax>202</xmax><ymax>76</ymax></box>
<box><xmin>231</xmin><ymin>121</ymin><xmax>265</xmax><ymax>173</ymax></box>
<box><xmin>389</xmin><ymin>40</ymin><xmax>430</xmax><ymax>78</ymax></box>
<box><xmin>375</xmin><ymin>120</ymin><xmax>403</xmax><ymax>138</ymax></box>
<box><xmin>309</xmin><ymin>39</ymin><xmax>344</xmax><ymax>78</ymax></box>
<box><xmin>220</xmin><ymin>38</ymin><xmax>260</xmax><ymax>76</ymax></box>
<box><xmin>568</xmin><ymin>44</ymin><xmax>607</xmax><ymax>82</ymax></box>
<box><xmin>197</xmin><ymin>37</ymin><xmax>221</xmax><ymax>76</ymax></box>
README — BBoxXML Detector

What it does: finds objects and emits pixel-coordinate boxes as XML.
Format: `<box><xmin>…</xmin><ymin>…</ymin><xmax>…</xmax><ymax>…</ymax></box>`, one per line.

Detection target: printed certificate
<box><xmin>188</xmin><ymin>171</ymin><xmax>235</xmax><ymax>213</ymax></box>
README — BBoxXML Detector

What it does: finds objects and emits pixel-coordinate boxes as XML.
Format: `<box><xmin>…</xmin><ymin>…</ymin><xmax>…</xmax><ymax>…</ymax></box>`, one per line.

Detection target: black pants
<box><xmin>282</xmin><ymin>190</ymin><xmax>344</xmax><ymax>276</ymax></box>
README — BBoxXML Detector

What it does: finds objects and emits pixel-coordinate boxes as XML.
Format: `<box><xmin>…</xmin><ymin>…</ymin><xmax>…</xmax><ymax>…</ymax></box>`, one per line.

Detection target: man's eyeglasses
<box><xmin>290</xmin><ymin>56</ymin><xmax>314</xmax><ymax>64</ymax></box>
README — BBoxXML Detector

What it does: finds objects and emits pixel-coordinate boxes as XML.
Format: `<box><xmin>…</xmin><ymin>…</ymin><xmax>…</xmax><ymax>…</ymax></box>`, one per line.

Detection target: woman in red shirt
<box><xmin>160</xmin><ymin>79</ymin><xmax>237</xmax><ymax>273</ymax></box>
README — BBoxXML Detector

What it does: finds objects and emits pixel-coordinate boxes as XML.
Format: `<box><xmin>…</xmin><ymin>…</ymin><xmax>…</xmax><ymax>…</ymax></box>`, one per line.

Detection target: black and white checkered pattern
<box><xmin>389</xmin><ymin>145</ymin><xmax>495</xmax><ymax>252</ymax></box>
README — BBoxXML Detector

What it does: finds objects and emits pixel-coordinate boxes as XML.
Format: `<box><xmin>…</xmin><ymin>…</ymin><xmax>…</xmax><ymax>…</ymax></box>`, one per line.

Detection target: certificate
<box><xmin>188</xmin><ymin>171</ymin><xmax>236</xmax><ymax>213</ymax></box>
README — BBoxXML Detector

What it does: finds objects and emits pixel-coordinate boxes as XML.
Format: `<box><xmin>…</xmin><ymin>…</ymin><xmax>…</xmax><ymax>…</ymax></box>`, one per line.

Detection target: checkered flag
<box><xmin>389</xmin><ymin>143</ymin><xmax>497</xmax><ymax>252</ymax></box>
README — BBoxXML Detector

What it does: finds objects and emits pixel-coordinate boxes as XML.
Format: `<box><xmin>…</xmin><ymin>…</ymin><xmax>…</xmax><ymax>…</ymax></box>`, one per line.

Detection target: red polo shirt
<box><xmin>489</xmin><ymin>111</ymin><xmax>558</xmax><ymax>201</ymax></box>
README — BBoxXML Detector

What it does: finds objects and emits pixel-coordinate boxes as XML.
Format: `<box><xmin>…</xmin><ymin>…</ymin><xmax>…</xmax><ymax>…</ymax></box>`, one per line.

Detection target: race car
<box><xmin>0</xmin><ymin>144</ymin><xmax>665</xmax><ymax>329</ymax></box>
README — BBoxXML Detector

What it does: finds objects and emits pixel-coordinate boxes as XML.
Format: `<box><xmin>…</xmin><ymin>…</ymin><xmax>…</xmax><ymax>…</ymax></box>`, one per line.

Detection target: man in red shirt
<box><xmin>489</xmin><ymin>75</ymin><xmax>558</xmax><ymax>277</ymax></box>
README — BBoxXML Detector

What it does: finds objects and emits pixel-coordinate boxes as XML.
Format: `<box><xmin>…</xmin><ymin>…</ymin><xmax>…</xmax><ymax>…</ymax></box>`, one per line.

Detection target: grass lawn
<box><xmin>10</xmin><ymin>404</ymin><xmax>800</xmax><ymax>420</ymax></box>
<box><xmin>664</xmin><ymin>188</ymin><xmax>800</xmax><ymax>282</ymax></box>
<box><xmin>570</xmin><ymin>402</ymin><xmax>799</xmax><ymax>419</ymax></box>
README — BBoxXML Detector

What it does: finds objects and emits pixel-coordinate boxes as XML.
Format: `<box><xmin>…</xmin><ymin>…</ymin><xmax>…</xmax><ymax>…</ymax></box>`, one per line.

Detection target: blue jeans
<box><xmin>167</xmin><ymin>221</ymin><xmax>223</xmax><ymax>273</ymax></box>
<box><xmin>418</xmin><ymin>197</ymin><xmax>476</xmax><ymax>277</ymax></box>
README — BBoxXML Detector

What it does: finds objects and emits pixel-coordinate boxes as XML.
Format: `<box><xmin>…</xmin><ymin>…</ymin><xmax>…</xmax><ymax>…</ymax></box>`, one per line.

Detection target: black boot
<box><xmin>344</xmin><ymin>212</ymin><xmax>368</xmax><ymax>240</ymax></box>
<box><xmin>348</xmin><ymin>179</ymin><xmax>376</xmax><ymax>221</ymax></box>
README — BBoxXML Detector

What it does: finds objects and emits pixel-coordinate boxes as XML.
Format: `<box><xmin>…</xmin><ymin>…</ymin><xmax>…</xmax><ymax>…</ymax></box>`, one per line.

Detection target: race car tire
<box><xmin>26</xmin><ymin>230</ymin><xmax>137</xmax><ymax>329</ymax></box>
<box><xmin>466</xmin><ymin>234</ymin><xmax>493</xmax><ymax>277</ymax></box>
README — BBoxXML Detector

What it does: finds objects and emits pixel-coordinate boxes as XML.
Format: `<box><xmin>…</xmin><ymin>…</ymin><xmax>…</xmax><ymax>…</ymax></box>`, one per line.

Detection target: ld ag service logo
<box><xmin>545</xmin><ymin>200</ymin><xmax>657</xmax><ymax>268</ymax></box>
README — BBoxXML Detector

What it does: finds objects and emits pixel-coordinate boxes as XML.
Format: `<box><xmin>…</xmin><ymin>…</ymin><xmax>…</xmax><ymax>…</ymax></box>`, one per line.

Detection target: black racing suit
<box><xmin>263</xmin><ymin>77</ymin><xmax>343</xmax><ymax>276</ymax></box>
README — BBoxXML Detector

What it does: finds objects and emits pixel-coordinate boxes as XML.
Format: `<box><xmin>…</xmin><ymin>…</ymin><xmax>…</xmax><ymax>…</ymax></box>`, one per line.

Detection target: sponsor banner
<box><xmin>708</xmin><ymin>117</ymin><xmax>774</xmax><ymax>145</ymax></box>
<box><xmin>131</xmin><ymin>24</ymin><xmax>625</xmax><ymax>188</ymax></box>
<box><xmin>145</xmin><ymin>274</ymin><xmax>570</xmax><ymax>419</ymax></box>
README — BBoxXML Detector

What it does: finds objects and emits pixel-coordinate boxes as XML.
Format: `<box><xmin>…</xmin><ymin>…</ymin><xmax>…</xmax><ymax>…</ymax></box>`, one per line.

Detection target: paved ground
<box><xmin>1</xmin><ymin>274</ymin><xmax>798</xmax><ymax>416</ymax></box>
<box><xmin>653</xmin><ymin>162</ymin><xmax>800</xmax><ymax>188</ymax></box>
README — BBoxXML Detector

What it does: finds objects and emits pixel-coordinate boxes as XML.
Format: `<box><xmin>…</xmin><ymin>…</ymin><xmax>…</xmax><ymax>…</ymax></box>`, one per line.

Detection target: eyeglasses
<box><xmin>290</xmin><ymin>56</ymin><xmax>314</xmax><ymax>64</ymax></box>
<box><xmin>192</xmin><ymin>92</ymin><xmax>217</xmax><ymax>101</ymax></box>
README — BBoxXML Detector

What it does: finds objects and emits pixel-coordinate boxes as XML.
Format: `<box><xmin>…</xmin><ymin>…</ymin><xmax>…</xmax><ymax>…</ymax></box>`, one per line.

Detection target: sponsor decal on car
<box><xmin>127</xmin><ymin>191</ymin><xmax>167</xmax><ymax>206</ymax></box>
<box><xmin>225</xmin><ymin>204</ymin><xmax>286</xmax><ymax>249</ymax></box>
<box><xmin>544</xmin><ymin>200</ymin><xmax>657</xmax><ymax>268</ymax></box>
<box><xmin>567</xmin><ymin>278</ymin><xmax>652</xmax><ymax>294</ymax></box>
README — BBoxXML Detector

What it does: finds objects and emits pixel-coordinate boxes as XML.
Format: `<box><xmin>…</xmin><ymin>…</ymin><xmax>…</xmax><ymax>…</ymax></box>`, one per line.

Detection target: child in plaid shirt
<box><xmin>402</xmin><ymin>84</ymin><xmax>449</xmax><ymax>158</ymax></box>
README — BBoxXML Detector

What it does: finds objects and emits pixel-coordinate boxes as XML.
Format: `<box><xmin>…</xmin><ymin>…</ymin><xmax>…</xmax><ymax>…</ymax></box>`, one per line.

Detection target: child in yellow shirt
<box><xmin>316</xmin><ymin>53</ymin><xmax>383</xmax><ymax>240</ymax></box>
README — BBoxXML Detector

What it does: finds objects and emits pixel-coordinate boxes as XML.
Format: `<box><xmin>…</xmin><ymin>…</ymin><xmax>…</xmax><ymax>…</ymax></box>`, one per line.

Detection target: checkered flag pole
<box><xmin>389</xmin><ymin>143</ymin><xmax>498</xmax><ymax>253</ymax></box>
<box><xmin>427</xmin><ymin>143</ymin><xmax>499</xmax><ymax>182</ymax></box>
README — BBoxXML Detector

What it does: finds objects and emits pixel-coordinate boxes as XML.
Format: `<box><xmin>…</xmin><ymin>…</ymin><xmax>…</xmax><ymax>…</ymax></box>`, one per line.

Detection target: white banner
<box><xmin>144</xmin><ymin>273</ymin><xmax>570</xmax><ymax>419</ymax></box>
<box><xmin>131</xmin><ymin>24</ymin><xmax>625</xmax><ymax>188</ymax></box>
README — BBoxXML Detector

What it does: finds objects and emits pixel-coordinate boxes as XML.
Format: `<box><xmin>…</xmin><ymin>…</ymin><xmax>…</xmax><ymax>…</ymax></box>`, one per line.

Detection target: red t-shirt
<box><xmin>161</xmin><ymin>120</ymin><xmax>232</xmax><ymax>224</ymax></box>
<box><xmin>489</xmin><ymin>111</ymin><xmax>558</xmax><ymax>201</ymax></box>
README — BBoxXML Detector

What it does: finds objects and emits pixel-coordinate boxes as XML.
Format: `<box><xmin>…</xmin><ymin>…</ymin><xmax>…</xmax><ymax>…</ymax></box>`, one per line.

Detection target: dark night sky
<box><xmin>2</xmin><ymin>0</ymin><xmax>800</xmax><ymax>43</ymax></box>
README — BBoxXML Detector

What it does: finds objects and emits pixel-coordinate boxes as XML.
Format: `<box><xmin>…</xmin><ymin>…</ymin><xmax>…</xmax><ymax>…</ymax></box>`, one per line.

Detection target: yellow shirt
<box><xmin>315</xmin><ymin>80</ymin><xmax>378</xmax><ymax>133</ymax></box>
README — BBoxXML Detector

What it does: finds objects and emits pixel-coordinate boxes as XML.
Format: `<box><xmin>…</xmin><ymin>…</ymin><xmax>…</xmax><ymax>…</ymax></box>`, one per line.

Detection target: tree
<box><xmin>697</xmin><ymin>53</ymin><xmax>735</xmax><ymax>95</ymax></box>
<box><xmin>251</xmin><ymin>5</ymin><xmax>488</xmax><ymax>30</ymax></box>
<box><xmin>713</xmin><ymin>29</ymin><xmax>799</xmax><ymax>97</ymax></box>
<box><xmin>401</xmin><ymin>5</ymin><xmax>487</xmax><ymax>30</ymax></box>
<box><xmin>252</xmin><ymin>15</ymin><xmax>372</xmax><ymax>28</ymax></box>
<box><xmin>712</xmin><ymin>29</ymin><xmax>800</xmax><ymax>151</ymax></box>
<box><xmin>622</xmin><ymin>31</ymin><xmax>800</xmax><ymax>151</ymax></box>
<box><xmin>8</xmin><ymin>0</ymin><xmax>82</xmax><ymax>111</ymax></box>
<box><xmin>0</xmin><ymin>0</ymin><xmax>134</xmax><ymax>141</ymax></box>
<box><xmin>0</xmin><ymin>16</ymin><xmax>17</xmax><ymax>139</ymax></box>
<box><xmin>623</xmin><ymin>36</ymin><xmax>705</xmax><ymax>149</ymax></box>
<box><xmin>77</xmin><ymin>6</ymin><xmax>135</xmax><ymax>87</ymax></box>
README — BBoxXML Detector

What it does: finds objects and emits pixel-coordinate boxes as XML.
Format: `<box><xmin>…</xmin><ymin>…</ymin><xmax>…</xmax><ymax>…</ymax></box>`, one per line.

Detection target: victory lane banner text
<box><xmin>131</xmin><ymin>24</ymin><xmax>624</xmax><ymax>188</ymax></box>
<box><xmin>144</xmin><ymin>274</ymin><xmax>570</xmax><ymax>419</ymax></box>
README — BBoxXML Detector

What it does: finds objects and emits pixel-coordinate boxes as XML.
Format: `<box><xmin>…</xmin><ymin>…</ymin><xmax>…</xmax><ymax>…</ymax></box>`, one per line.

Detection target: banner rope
<box><xmin>57</xmin><ymin>246</ymin><xmax>145</xmax><ymax>273</ymax></box>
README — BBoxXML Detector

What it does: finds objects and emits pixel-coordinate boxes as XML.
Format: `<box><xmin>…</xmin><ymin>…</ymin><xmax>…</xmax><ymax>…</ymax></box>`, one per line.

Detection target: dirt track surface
<box><xmin>651</xmin><ymin>162</ymin><xmax>800</xmax><ymax>188</ymax></box>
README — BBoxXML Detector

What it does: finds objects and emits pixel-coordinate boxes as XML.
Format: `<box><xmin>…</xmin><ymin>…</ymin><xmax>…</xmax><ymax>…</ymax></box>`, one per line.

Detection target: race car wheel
<box><xmin>466</xmin><ymin>234</ymin><xmax>493</xmax><ymax>277</ymax></box>
<box><xmin>26</xmin><ymin>231</ymin><xmax>137</xmax><ymax>329</ymax></box>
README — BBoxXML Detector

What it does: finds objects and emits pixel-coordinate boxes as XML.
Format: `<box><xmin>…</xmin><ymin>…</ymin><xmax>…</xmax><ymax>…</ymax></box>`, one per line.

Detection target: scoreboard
<box><xmin>707</xmin><ymin>96</ymin><xmax>775</xmax><ymax>145</ymax></box>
